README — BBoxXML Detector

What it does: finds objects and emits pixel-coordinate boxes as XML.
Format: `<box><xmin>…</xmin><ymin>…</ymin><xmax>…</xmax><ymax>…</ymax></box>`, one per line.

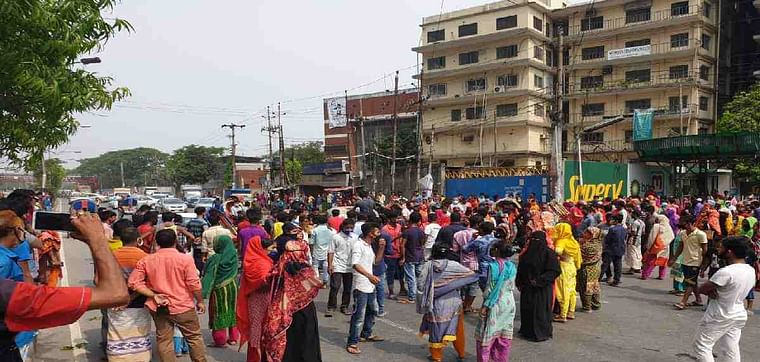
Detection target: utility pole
<box><xmin>120</xmin><ymin>161</ymin><xmax>125</xmax><ymax>188</ymax></box>
<box><xmin>262</xmin><ymin>106</ymin><xmax>276</xmax><ymax>189</ymax></box>
<box><xmin>277</xmin><ymin>102</ymin><xmax>286</xmax><ymax>186</ymax></box>
<box><xmin>222</xmin><ymin>123</ymin><xmax>246</xmax><ymax>188</ymax></box>
<box><xmin>40</xmin><ymin>150</ymin><xmax>47</xmax><ymax>190</ymax></box>
<box><xmin>550</xmin><ymin>26</ymin><xmax>566</xmax><ymax>201</ymax></box>
<box><xmin>416</xmin><ymin>67</ymin><xmax>423</xmax><ymax>184</ymax></box>
<box><xmin>359</xmin><ymin>98</ymin><xmax>367</xmax><ymax>187</ymax></box>
<box><xmin>390</xmin><ymin>70</ymin><xmax>399</xmax><ymax>192</ymax></box>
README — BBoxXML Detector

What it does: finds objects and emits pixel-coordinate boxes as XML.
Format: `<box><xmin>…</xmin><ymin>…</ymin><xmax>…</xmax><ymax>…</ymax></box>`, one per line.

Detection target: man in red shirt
<box><xmin>0</xmin><ymin>211</ymin><xmax>129</xmax><ymax>361</ymax></box>
<box><xmin>327</xmin><ymin>209</ymin><xmax>344</xmax><ymax>232</ymax></box>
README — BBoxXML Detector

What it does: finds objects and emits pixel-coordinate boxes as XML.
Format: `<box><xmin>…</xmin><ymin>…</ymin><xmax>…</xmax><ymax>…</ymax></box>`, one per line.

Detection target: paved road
<box><xmin>35</xmin><ymin>235</ymin><xmax>760</xmax><ymax>362</ymax></box>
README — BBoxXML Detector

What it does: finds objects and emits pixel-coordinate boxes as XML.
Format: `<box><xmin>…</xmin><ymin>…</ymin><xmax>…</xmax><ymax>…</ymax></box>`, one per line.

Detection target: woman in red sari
<box><xmin>237</xmin><ymin>235</ymin><xmax>274</xmax><ymax>362</ymax></box>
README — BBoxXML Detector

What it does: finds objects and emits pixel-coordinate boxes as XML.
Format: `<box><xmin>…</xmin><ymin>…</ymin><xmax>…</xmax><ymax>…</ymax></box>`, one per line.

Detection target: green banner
<box><xmin>633</xmin><ymin>109</ymin><xmax>653</xmax><ymax>141</ymax></box>
<box><xmin>564</xmin><ymin>160</ymin><xmax>628</xmax><ymax>202</ymax></box>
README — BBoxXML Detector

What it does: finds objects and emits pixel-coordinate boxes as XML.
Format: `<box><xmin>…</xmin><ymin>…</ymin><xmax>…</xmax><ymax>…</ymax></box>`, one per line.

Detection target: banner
<box><xmin>608</xmin><ymin>45</ymin><xmax>651</xmax><ymax>60</ymax></box>
<box><xmin>418</xmin><ymin>174</ymin><xmax>434</xmax><ymax>198</ymax></box>
<box><xmin>326</xmin><ymin>97</ymin><xmax>347</xmax><ymax>129</ymax></box>
<box><xmin>632</xmin><ymin>109</ymin><xmax>653</xmax><ymax>141</ymax></box>
<box><xmin>564</xmin><ymin>160</ymin><xmax>627</xmax><ymax>202</ymax></box>
<box><xmin>445</xmin><ymin>175</ymin><xmax>548</xmax><ymax>202</ymax></box>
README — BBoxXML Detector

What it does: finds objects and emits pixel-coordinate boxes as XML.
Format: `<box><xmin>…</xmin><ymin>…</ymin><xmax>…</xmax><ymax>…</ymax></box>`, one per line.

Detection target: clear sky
<box><xmin>60</xmin><ymin>0</ymin><xmax>571</xmax><ymax>166</ymax></box>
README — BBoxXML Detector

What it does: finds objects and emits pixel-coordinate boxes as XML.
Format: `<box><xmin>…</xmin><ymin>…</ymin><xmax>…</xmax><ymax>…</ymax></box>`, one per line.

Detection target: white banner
<box><xmin>607</xmin><ymin>44</ymin><xmax>651</xmax><ymax>60</ymax></box>
<box><xmin>326</xmin><ymin>97</ymin><xmax>347</xmax><ymax>129</ymax></box>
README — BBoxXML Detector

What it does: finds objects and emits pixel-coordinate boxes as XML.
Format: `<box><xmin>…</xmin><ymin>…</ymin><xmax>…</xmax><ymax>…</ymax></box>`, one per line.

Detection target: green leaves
<box><xmin>0</xmin><ymin>0</ymin><xmax>132</xmax><ymax>166</ymax></box>
<box><xmin>72</xmin><ymin>148</ymin><xmax>170</xmax><ymax>189</ymax></box>
<box><xmin>166</xmin><ymin>145</ymin><xmax>226</xmax><ymax>189</ymax></box>
<box><xmin>717</xmin><ymin>83</ymin><xmax>760</xmax><ymax>181</ymax></box>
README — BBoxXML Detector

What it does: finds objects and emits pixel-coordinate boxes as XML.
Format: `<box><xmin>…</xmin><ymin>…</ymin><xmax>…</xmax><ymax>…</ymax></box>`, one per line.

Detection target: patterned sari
<box><xmin>202</xmin><ymin>236</ymin><xmax>239</xmax><ymax>331</ymax></box>
<box><xmin>577</xmin><ymin>227</ymin><xmax>602</xmax><ymax>310</ymax></box>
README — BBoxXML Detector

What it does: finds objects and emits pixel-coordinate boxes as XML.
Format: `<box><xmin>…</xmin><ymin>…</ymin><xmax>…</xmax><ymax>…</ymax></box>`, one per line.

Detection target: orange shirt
<box><xmin>128</xmin><ymin>248</ymin><xmax>201</xmax><ymax>314</ymax></box>
<box><xmin>113</xmin><ymin>246</ymin><xmax>148</xmax><ymax>270</ymax></box>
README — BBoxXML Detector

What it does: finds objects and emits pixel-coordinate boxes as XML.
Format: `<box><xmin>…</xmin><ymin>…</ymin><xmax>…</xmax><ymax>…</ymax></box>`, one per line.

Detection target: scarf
<box><xmin>580</xmin><ymin>226</ymin><xmax>603</xmax><ymax>265</ymax></box>
<box><xmin>416</xmin><ymin>259</ymin><xmax>477</xmax><ymax>315</ymax></box>
<box><xmin>237</xmin><ymin>235</ymin><xmax>274</xmax><ymax>356</ymax></box>
<box><xmin>483</xmin><ymin>259</ymin><xmax>516</xmax><ymax>309</ymax></box>
<box><xmin>202</xmin><ymin>235</ymin><xmax>239</xmax><ymax>299</ymax></box>
<box><xmin>552</xmin><ymin>223</ymin><xmax>582</xmax><ymax>270</ymax></box>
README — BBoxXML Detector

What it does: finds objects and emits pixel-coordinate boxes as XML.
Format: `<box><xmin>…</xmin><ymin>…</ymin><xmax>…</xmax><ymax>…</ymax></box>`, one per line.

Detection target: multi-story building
<box><xmin>555</xmin><ymin>0</ymin><xmax>718</xmax><ymax>163</ymax></box>
<box><xmin>414</xmin><ymin>0</ymin><xmax>564</xmax><ymax>169</ymax></box>
<box><xmin>717</xmin><ymin>0</ymin><xmax>760</xmax><ymax>112</ymax></box>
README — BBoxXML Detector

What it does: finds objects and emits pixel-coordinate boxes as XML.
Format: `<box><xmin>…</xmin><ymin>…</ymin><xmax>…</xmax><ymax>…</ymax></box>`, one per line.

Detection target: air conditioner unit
<box><xmin>425</xmin><ymin>135</ymin><xmax>433</xmax><ymax>144</ymax></box>
<box><xmin>494</xmin><ymin>86</ymin><xmax>502</xmax><ymax>93</ymax></box>
<box><xmin>462</xmin><ymin>134</ymin><xmax>475</xmax><ymax>143</ymax></box>
<box><xmin>602</xmin><ymin>66</ymin><xmax>613</xmax><ymax>75</ymax></box>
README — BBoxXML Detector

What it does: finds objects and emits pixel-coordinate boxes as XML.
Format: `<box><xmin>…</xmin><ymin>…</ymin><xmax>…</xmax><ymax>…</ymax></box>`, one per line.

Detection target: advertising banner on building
<box><xmin>633</xmin><ymin>109</ymin><xmax>654</xmax><ymax>141</ymax></box>
<box><xmin>326</xmin><ymin>97</ymin><xmax>347</xmax><ymax>129</ymax></box>
<box><xmin>445</xmin><ymin>175</ymin><xmax>549</xmax><ymax>202</ymax></box>
<box><xmin>607</xmin><ymin>44</ymin><xmax>651</xmax><ymax>60</ymax></box>
<box><xmin>627</xmin><ymin>163</ymin><xmax>670</xmax><ymax>197</ymax></box>
<box><xmin>564</xmin><ymin>160</ymin><xmax>627</xmax><ymax>202</ymax></box>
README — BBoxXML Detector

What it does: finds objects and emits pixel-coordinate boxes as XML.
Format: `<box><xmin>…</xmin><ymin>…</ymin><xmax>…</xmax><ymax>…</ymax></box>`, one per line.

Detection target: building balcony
<box><xmin>423</xmin><ymin>113</ymin><xmax>550</xmax><ymax>133</ymax></box>
<box><xmin>564</xmin><ymin>5</ymin><xmax>713</xmax><ymax>42</ymax></box>
<box><xmin>568</xmin><ymin>106</ymin><xmax>702</xmax><ymax>125</ymax></box>
<box><xmin>565</xmin><ymin>72</ymin><xmax>711</xmax><ymax>98</ymax></box>
<box><xmin>417</xmin><ymin>58</ymin><xmax>553</xmax><ymax>81</ymax></box>
<box><xmin>567</xmin><ymin>39</ymin><xmax>713</xmax><ymax>70</ymax></box>
<box><xmin>634</xmin><ymin>133</ymin><xmax>760</xmax><ymax>161</ymax></box>
<box><xmin>565</xmin><ymin>139</ymin><xmax>634</xmax><ymax>154</ymax></box>
<box><xmin>413</xmin><ymin>27</ymin><xmax>550</xmax><ymax>54</ymax></box>
<box><xmin>425</xmin><ymin>87</ymin><xmax>553</xmax><ymax>108</ymax></box>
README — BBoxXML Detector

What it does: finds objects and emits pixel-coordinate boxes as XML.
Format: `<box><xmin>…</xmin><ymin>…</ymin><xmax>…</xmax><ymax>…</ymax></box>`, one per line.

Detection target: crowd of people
<box><xmin>0</xmin><ymin>187</ymin><xmax>758</xmax><ymax>362</ymax></box>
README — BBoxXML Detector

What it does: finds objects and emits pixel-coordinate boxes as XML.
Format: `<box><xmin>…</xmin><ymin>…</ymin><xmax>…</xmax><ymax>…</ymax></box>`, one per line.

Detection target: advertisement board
<box><xmin>627</xmin><ymin>163</ymin><xmax>670</xmax><ymax>197</ymax></box>
<box><xmin>607</xmin><ymin>44</ymin><xmax>651</xmax><ymax>60</ymax></box>
<box><xmin>445</xmin><ymin>175</ymin><xmax>549</xmax><ymax>202</ymax></box>
<box><xmin>564</xmin><ymin>160</ymin><xmax>628</xmax><ymax>202</ymax></box>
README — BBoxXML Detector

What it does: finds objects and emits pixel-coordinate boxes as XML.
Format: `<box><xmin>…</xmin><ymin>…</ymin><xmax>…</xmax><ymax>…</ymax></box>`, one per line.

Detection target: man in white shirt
<box><xmin>670</xmin><ymin>215</ymin><xmax>708</xmax><ymax>309</ymax></box>
<box><xmin>346</xmin><ymin>223</ymin><xmax>382</xmax><ymax>355</ymax></box>
<box><xmin>201</xmin><ymin>211</ymin><xmax>233</xmax><ymax>257</ymax></box>
<box><xmin>327</xmin><ymin>219</ymin><xmax>355</xmax><ymax>316</ymax></box>
<box><xmin>693</xmin><ymin>236</ymin><xmax>756</xmax><ymax>362</ymax></box>
<box><xmin>423</xmin><ymin>213</ymin><xmax>441</xmax><ymax>260</ymax></box>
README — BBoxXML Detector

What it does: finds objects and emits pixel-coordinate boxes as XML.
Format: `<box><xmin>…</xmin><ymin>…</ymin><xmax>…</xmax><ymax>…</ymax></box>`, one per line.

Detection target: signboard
<box><xmin>300</xmin><ymin>173</ymin><xmax>349</xmax><ymax>187</ymax></box>
<box><xmin>607</xmin><ymin>44</ymin><xmax>651</xmax><ymax>60</ymax></box>
<box><xmin>326</xmin><ymin>97</ymin><xmax>347</xmax><ymax>129</ymax></box>
<box><xmin>564</xmin><ymin>160</ymin><xmax>627</xmax><ymax>202</ymax></box>
<box><xmin>445</xmin><ymin>175</ymin><xmax>548</xmax><ymax>202</ymax></box>
<box><xmin>633</xmin><ymin>109</ymin><xmax>654</xmax><ymax>140</ymax></box>
<box><xmin>628</xmin><ymin>163</ymin><xmax>670</xmax><ymax>197</ymax></box>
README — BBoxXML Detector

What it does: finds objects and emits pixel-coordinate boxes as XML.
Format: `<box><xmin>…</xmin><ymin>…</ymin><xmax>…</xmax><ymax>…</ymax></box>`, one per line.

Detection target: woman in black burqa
<box><xmin>516</xmin><ymin>230</ymin><xmax>561</xmax><ymax>342</ymax></box>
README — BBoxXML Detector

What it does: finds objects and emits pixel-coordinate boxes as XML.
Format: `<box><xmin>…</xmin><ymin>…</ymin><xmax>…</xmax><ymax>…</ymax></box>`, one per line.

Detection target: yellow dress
<box><xmin>552</xmin><ymin>223</ymin><xmax>581</xmax><ymax>319</ymax></box>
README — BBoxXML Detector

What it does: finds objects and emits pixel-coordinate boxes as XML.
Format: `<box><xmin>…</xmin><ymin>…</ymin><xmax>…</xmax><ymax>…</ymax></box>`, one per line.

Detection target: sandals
<box><xmin>674</xmin><ymin>303</ymin><xmax>686</xmax><ymax>310</ymax></box>
<box><xmin>346</xmin><ymin>345</ymin><xmax>361</xmax><ymax>354</ymax></box>
<box><xmin>687</xmin><ymin>301</ymin><xmax>704</xmax><ymax>307</ymax></box>
<box><xmin>360</xmin><ymin>335</ymin><xmax>385</xmax><ymax>342</ymax></box>
<box><xmin>552</xmin><ymin>316</ymin><xmax>567</xmax><ymax>323</ymax></box>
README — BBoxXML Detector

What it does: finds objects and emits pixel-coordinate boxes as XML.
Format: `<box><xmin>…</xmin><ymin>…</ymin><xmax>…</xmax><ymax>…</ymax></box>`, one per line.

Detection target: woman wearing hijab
<box><xmin>551</xmin><ymin>223</ymin><xmax>581</xmax><ymax>322</ymax></box>
<box><xmin>641</xmin><ymin>214</ymin><xmax>675</xmax><ymax>280</ymax></box>
<box><xmin>202</xmin><ymin>235</ymin><xmax>240</xmax><ymax>347</ymax></box>
<box><xmin>263</xmin><ymin>224</ymin><xmax>323</xmax><ymax>362</ymax></box>
<box><xmin>417</xmin><ymin>243</ymin><xmax>478</xmax><ymax>362</ymax></box>
<box><xmin>516</xmin><ymin>231</ymin><xmax>561</xmax><ymax>342</ymax></box>
<box><xmin>237</xmin><ymin>235</ymin><xmax>275</xmax><ymax>362</ymax></box>
<box><xmin>577</xmin><ymin>226</ymin><xmax>603</xmax><ymax>311</ymax></box>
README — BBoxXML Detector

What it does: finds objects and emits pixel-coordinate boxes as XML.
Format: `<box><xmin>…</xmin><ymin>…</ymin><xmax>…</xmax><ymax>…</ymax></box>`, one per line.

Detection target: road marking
<box><xmin>55</xmin><ymin>199</ymin><xmax>86</xmax><ymax>361</ymax></box>
<box><xmin>375</xmin><ymin>316</ymin><xmax>418</xmax><ymax>334</ymax></box>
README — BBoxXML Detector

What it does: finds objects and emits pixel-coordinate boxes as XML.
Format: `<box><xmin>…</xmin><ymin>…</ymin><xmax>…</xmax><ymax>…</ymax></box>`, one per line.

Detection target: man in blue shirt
<box><xmin>373</xmin><ymin>224</ymin><xmax>393</xmax><ymax>317</ymax></box>
<box><xmin>602</xmin><ymin>214</ymin><xmax>627</xmax><ymax>286</ymax></box>
<box><xmin>465</xmin><ymin>221</ymin><xmax>497</xmax><ymax>291</ymax></box>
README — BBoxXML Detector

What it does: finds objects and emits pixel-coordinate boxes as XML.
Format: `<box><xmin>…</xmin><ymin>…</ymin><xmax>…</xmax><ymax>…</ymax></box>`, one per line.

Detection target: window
<box><xmin>458</xmin><ymin>23</ymin><xmax>477</xmax><ymax>37</ymax></box>
<box><xmin>496</xmin><ymin>15</ymin><xmax>517</xmax><ymax>30</ymax></box>
<box><xmin>451</xmin><ymin>109</ymin><xmax>462</xmax><ymax>122</ymax></box>
<box><xmin>459</xmin><ymin>51</ymin><xmax>479</xmax><ymax>65</ymax></box>
<box><xmin>465</xmin><ymin>106</ymin><xmax>484</xmax><ymax>119</ymax></box>
<box><xmin>466</xmin><ymin>78</ymin><xmax>486</xmax><ymax>92</ymax></box>
<box><xmin>671</xmin><ymin>1</ymin><xmax>689</xmax><ymax>16</ymax></box>
<box><xmin>427</xmin><ymin>29</ymin><xmax>445</xmax><ymax>43</ymax></box>
<box><xmin>428</xmin><ymin>83</ymin><xmax>446</xmax><ymax>96</ymax></box>
<box><xmin>624</xmin><ymin>130</ymin><xmax>634</xmax><ymax>143</ymax></box>
<box><xmin>669</xmin><ymin>65</ymin><xmax>689</xmax><ymax>79</ymax></box>
<box><xmin>428</xmin><ymin>56</ymin><xmax>446</xmax><ymax>70</ymax></box>
<box><xmin>581</xmin><ymin>46</ymin><xmax>605</xmax><ymax>60</ymax></box>
<box><xmin>534</xmin><ymin>75</ymin><xmax>544</xmax><ymax>88</ymax></box>
<box><xmin>581</xmin><ymin>103</ymin><xmax>605</xmax><ymax>116</ymax></box>
<box><xmin>581</xmin><ymin>132</ymin><xmax>604</xmax><ymax>143</ymax></box>
<box><xmin>581</xmin><ymin>16</ymin><xmax>604</xmax><ymax>31</ymax></box>
<box><xmin>626</xmin><ymin>7</ymin><xmax>651</xmax><ymax>23</ymax></box>
<box><xmin>625</xmin><ymin>69</ymin><xmax>651</xmax><ymax>82</ymax></box>
<box><xmin>324</xmin><ymin>144</ymin><xmax>347</xmax><ymax>155</ymax></box>
<box><xmin>699</xmin><ymin>96</ymin><xmax>709</xmax><ymax>111</ymax></box>
<box><xmin>668</xmin><ymin>96</ymin><xmax>688</xmax><ymax>112</ymax></box>
<box><xmin>534</xmin><ymin>103</ymin><xmax>545</xmax><ymax>117</ymax></box>
<box><xmin>534</xmin><ymin>46</ymin><xmax>544</xmax><ymax>60</ymax></box>
<box><xmin>580</xmin><ymin>75</ymin><xmax>604</xmax><ymax>89</ymax></box>
<box><xmin>533</xmin><ymin>16</ymin><xmax>543</xmax><ymax>31</ymax></box>
<box><xmin>496</xmin><ymin>45</ymin><xmax>518</xmax><ymax>59</ymax></box>
<box><xmin>703</xmin><ymin>2</ymin><xmax>712</xmax><ymax>18</ymax></box>
<box><xmin>701</xmin><ymin>33</ymin><xmax>711</xmax><ymax>50</ymax></box>
<box><xmin>496</xmin><ymin>103</ymin><xmax>518</xmax><ymax>117</ymax></box>
<box><xmin>700</xmin><ymin>65</ymin><xmax>710</xmax><ymax>80</ymax></box>
<box><xmin>497</xmin><ymin>74</ymin><xmax>518</xmax><ymax>88</ymax></box>
<box><xmin>625</xmin><ymin>99</ymin><xmax>651</xmax><ymax>113</ymax></box>
<box><xmin>671</xmin><ymin>33</ymin><xmax>689</xmax><ymax>48</ymax></box>
<box><xmin>625</xmin><ymin>39</ymin><xmax>651</xmax><ymax>47</ymax></box>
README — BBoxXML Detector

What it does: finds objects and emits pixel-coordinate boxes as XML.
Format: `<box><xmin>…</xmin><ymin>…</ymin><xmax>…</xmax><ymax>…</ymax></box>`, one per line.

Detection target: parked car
<box><xmin>159</xmin><ymin>198</ymin><xmax>187</xmax><ymax>213</ymax></box>
<box><xmin>135</xmin><ymin>195</ymin><xmax>158</xmax><ymax>208</ymax></box>
<box><xmin>195</xmin><ymin>197</ymin><xmax>216</xmax><ymax>211</ymax></box>
<box><xmin>185</xmin><ymin>196</ymin><xmax>200</xmax><ymax>208</ymax></box>
<box><xmin>152</xmin><ymin>193</ymin><xmax>170</xmax><ymax>200</ymax></box>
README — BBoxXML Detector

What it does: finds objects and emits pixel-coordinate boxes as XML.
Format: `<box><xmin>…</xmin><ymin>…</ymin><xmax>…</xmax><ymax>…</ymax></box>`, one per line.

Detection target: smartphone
<box><xmin>33</xmin><ymin>212</ymin><xmax>76</xmax><ymax>232</ymax></box>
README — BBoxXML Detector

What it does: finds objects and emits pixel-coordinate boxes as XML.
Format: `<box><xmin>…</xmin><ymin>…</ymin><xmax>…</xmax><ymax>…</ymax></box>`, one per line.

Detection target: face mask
<box><xmin>343</xmin><ymin>228</ymin><xmax>353</xmax><ymax>234</ymax></box>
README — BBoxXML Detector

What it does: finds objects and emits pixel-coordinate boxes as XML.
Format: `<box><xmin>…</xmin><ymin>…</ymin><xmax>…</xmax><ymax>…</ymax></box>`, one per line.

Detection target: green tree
<box><xmin>26</xmin><ymin>157</ymin><xmax>66</xmax><ymax>195</ymax></box>
<box><xmin>0</xmin><ymin>0</ymin><xmax>132</xmax><ymax>166</ymax></box>
<box><xmin>717</xmin><ymin>84</ymin><xmax>760</xmax><ymax>133</ymax></box>
<box><xmin>166</xmin><ymin>145</ymin><xmax>225</xmax><ymax>190</ymax></box>
<box><xmin>72</xmin><ymin>148</ymin><xmax>169</xmax><ymax>189</ymax></box>
<box><xmin>285</xmin><ymin>159</ymin><xmax>303</xmax><ymax>185</ymax></box>
<box><xmin>717</xmin><ymin>83</ymin><xmax>760</xmax><ymax>181</ymax></box>
<box><xmin>273</xmin><ymin>141</ymin><xmax>325</xmax><ymax>166</ymax></box>
<box><xmin>369</xmin><ymin>123</ymin><xmax>418</xmax><ymax>168</ymax></box>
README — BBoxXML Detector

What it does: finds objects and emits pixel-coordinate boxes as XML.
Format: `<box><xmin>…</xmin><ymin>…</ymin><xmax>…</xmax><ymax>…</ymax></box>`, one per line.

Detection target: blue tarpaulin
<box><xmin>633</xmin><ymin>109</ymin><xmax>654</xmax><ymax>141</ymax></box>
<box><xmin>445</xmin><ymin>175</ymin><xmax>549</xmax><ymax>202</ymax></box>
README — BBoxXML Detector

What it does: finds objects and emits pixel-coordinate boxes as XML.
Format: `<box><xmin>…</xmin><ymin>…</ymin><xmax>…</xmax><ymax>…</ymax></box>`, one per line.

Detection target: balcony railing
<box><xmin>568</xmin><ymin>106</ymin><xmax>698</xmax><ymax>123</ymax></box>
<box><xmin>567</xmin><ymin>72</ymin><xmax>708</xmax><ymax>96</ymax></box>
<box><xmin>634</xmin><ymin>134</ymin><xmax>760</xmax><ymax>160</ymax></box>
<box><xmin>566</xmin><ymin>139</ymin><xmax>633</xmax><ymax>153</ymax></box>
<box><xmin>569</xmin><ymin>39</ymin><xmax>703</xmax><ymax>65</ymax></box>
<box><xmin>568</xmin><ymin>5</ymin><xmax>709</xmax><ymax>37</ymax></box>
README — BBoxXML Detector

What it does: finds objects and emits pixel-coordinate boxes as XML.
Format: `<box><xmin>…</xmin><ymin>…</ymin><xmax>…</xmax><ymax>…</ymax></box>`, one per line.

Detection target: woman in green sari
<box><xmin>202</xmin><ymin>235</ymin><xmax>240</xmax><ymax>347</ymax></box>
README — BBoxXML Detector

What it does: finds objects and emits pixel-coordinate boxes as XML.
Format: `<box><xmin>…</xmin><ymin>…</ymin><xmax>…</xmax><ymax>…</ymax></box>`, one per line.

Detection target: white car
<box><xmin>195</xmin><ymin>197</ymin><xmax>216</xmax><ymax>210</ymax></box>
<box><xmin>159</xmin><ymin>198</ymin><xmax>187</xmax><ymax>213</ymax></box>
<box><xmin>136</xmin><ymin>195</ymin><xmax>158</xmax><ymax>208</ymax></box>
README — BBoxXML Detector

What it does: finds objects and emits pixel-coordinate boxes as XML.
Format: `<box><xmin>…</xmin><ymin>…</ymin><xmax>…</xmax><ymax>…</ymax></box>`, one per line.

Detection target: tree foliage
<box><xmin>72</xmin><ymin>148</ymin><xmax>169</xmax><ymax>189</ymax></box>
<box><xmin>717</xmin><ymin>83</ymin><xmax>760</xmax><ymax>133</ymax></box>
<box><xmin>285</xmin><ymin>159</ymin><xmax>303</xmax><ymax>186</ymax></box>
<box><xmin>26</xmin><ymin>157</ymin><xmax>66</xmax><ymax>194</ymax></box>
<box><xmin>0</xmin><ymin>0</ymin><xmax>132</xmax><ymax>165</ymax></box>
<box><xmin>369</xmin><ymin>123</ymin><xmax>418</xmax><ymax>168</ymax></box>
<box><xmin>273</xmin><ymin>141</ymin><xmax>325</xmax><ymax>166</ymax></box>
<box><xmin>166</xmin><ymin>145</ymin><xmax>225</xmax><ymax>189</ymax></box>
